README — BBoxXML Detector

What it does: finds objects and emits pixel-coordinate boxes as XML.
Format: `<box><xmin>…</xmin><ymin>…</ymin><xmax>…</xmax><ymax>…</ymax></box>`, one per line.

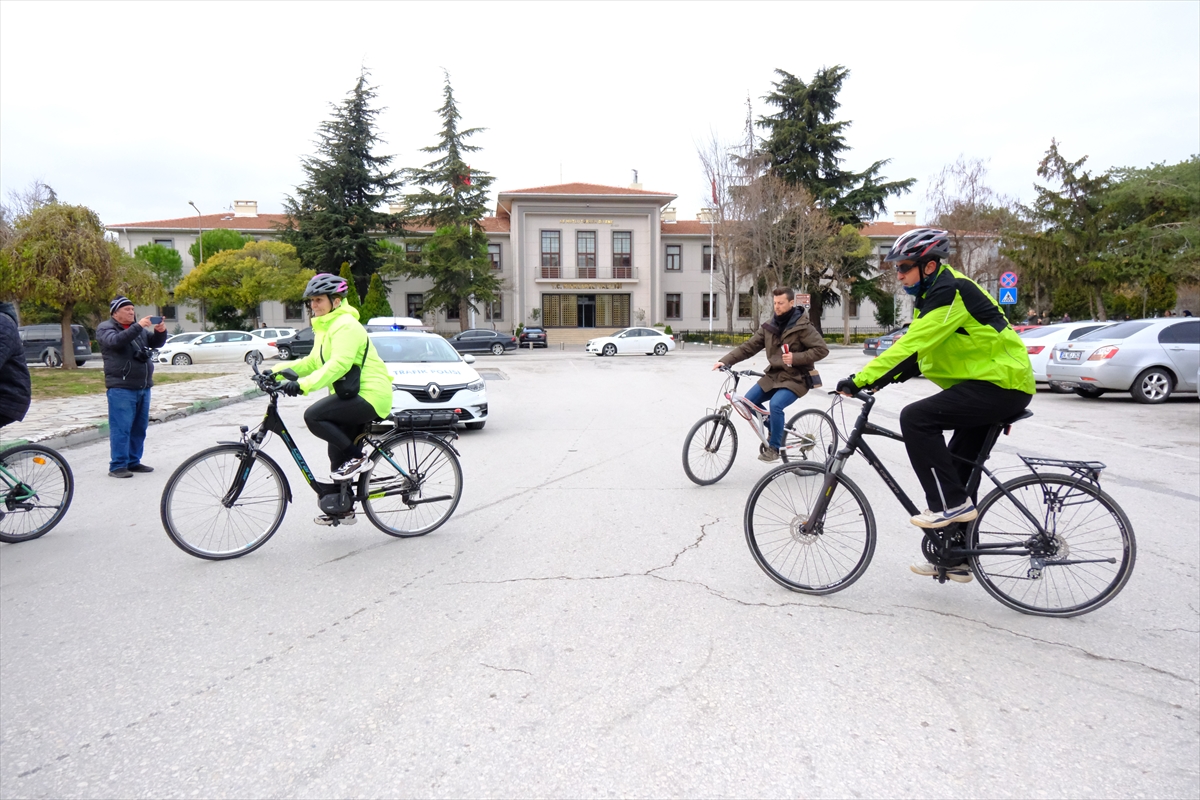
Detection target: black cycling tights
<box><xmin>303</xmin><ymin>394</ymin><xmax>379</xmax><ymax>469</ymax></box>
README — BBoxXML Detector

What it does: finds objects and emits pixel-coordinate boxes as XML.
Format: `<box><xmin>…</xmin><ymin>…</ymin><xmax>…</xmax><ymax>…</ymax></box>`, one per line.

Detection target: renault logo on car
<box><xmin>426</xmin><ymin>382</ymin><xmax>442</xmax><ymax>400</ymax></box>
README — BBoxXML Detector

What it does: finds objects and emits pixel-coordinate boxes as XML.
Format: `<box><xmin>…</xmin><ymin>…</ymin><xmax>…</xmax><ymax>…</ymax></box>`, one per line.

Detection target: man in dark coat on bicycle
<box><xmin>836</xmin><ymin>228</ymin><xmax>1034</xmax><ymax>581</ymax></box>
<box><xmin>714</xmin><ymin>287</ymin><xmax>829</xmax><ymax>462</ymax></box>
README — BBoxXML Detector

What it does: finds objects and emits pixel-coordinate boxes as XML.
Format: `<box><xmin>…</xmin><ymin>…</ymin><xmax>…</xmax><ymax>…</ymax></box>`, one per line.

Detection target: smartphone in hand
<box><xmin>150</xmin><ymin>316</ymin><xmax>163</xmax><ymax>324</ymax></box>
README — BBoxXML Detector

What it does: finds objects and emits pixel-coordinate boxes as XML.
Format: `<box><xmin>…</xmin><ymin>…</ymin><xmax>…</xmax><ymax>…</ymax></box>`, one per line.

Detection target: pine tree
<box><xmin>282</xmin><ymin>70</ymin><xmax>402</xmax><ymax>297</ymax></box>
<box><xmin>361</xmin><ymin>273</ymin><xmax>394</xmax><ymax>320</ymax></box>
<box><xmin>338</xmin><ymin>262</ymin><xmax>361</xmax><ymax>308</ymax></box>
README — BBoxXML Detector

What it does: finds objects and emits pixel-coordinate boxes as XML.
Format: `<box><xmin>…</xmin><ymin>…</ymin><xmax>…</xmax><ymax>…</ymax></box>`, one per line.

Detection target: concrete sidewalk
<box><xmin>2</xmin><ymin>372</ymin><xmax>264</xmax><ymax>451</ymax></box>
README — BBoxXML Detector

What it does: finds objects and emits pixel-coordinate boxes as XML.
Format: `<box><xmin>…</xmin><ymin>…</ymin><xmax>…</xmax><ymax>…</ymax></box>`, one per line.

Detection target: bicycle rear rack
<box><xmin>1019</xmin><ymin>456</ymin><xmax>1106</xmax><ymax>486</ymax></box>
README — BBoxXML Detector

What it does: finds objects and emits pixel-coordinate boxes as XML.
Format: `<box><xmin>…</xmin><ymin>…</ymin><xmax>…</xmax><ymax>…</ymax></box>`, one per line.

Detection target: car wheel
<box><xmin>172</xmin><ymin>353</ymin><xmax>192</xmax><ymax>366</ymax></box>
<box><xmin>278</xmin><ymin>346</ymin><xmax>292</xmax><ymax>360</ymax></box>
<box><xmin>1073</xmin><ymin>387</ymin><xmax>1105</xmax><ymax>399</ymax></box>
<box><xmin>464</xmin><ymin>421</ymin><xmax>486</xmax><ymax>431</ymax></box>
<box><xmin>490</xmin><ymin>343</ymin><xmax>505</xmax><ymax>356</ymax></box>
<box><xmin>602</xmin><ymin>343</ymin><xmax>617</xmax><ymax>357</ymax></box>
<box><xmin>42</xmin><ymin>349</ymin><xmax>61</xmax><ymax>367</ymax></box>
<box><xmin>1130</xmin><ymin>367</ymin><xmax>1173</xmax><ymax>404</ymax></box>
<box><xmin>245</xmin><ymin>350</ymin><xmax>263</xmax><ymax>365</ymax></box>
<box><xmin>654</xmin><ymin>343</ymin><xmax>667</xmax><ymax>356</ymax></box>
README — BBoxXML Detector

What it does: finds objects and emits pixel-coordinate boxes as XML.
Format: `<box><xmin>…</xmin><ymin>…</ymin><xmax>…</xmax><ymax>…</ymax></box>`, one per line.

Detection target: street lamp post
<box><xmin>188</xmin><ymin>201</ymin><xmax>204</xmax><ymax>326</ymax></box>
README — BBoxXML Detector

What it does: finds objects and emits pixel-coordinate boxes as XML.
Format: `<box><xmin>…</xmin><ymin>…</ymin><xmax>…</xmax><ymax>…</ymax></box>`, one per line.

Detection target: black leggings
<box><xmin>899</xmin><ymin>380</ymin><xmax>1032</xmax><ymax>511</ymax></box>
<box><xmin>303</xmin><ymin>394</ymin><xmax>380</xmax><ymax>469</ymax></box>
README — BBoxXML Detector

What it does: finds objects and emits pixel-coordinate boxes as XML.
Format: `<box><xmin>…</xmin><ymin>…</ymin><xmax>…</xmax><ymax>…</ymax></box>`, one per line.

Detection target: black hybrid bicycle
<box><xmin>0</xmin><ymin>440</ymin><xmax>74</xmax><ymax>543</ymax></box>
<box><xmin>743</xmin><ymin>390</ymin><xmax>1136</xmax><ymax>617</ymax></box>
<box><xmin>160</xmin><ymin>363</ymin><xmax>463</xmax><ymax>560</ymax></box>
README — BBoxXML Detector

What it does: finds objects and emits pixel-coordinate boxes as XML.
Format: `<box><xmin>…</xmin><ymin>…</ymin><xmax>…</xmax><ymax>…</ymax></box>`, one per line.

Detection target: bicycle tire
<box><xmin>969</xmin><ymin>473</ymin><xmax>1136</xmax><ymax>617</ymax></box>
<box><xmin>362</xmin><ymin>433</ymin><xmax>462</xmax><ymax>537</ymax></box>
<box><xmin>782</xmin><ymin>409</ymin><xmax>838</xmax><ymax>463</ymax></box>
<box><xmin>744</xmin><ymin>462</ymin><xmax>877</xmax><ymax>595</ymax></box>
<box><xmin>682</xmin><ymin>414</ymin><xmax>738</xmax><ymax>485</ymax></box>
<box><xmin>160</xmin><ymin>445</ymin><xmax>288</xmax><ymax>560</ymax></box>
<box><xmin>0</xmin><ymin>444</ymin><xmax>74</xmax><ymax>544</ymax></box>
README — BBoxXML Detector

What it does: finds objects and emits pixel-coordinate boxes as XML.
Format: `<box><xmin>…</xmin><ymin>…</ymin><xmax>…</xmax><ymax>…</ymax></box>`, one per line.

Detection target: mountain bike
<box><xmin>0</xmin><ymin>440</ymin><xmax>74</xmax><ymax>543</ymax></box>
<box><xmin>682</xmin><ymin>366</ymin><xmax>837</xmax><ymax>485</ymax></box>
<box><xmin>160</xmin><ymin>362</ymin><xmax>463</xmax><ymax>560</ymax></box>
<box><xmin>743</xmin><ymin>390</ymin><xmax>1135</xmax><ymax>617</ymax></box>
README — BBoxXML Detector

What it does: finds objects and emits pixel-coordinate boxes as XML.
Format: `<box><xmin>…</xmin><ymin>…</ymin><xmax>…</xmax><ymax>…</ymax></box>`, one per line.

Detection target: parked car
<box><xmin>1019</xmin><ymin>322</ymin><xmax>1115</xmax><ymax>386</ymax></box>
<box><xmin>1011</xmin><ymin>324</ymin><xmax>1043</xmax><ymax>333</ymax></box>
<box><xmin>519</xmin><ymin>326</ymin><xmax>548</xmax><ymax>348</ymax></box>
<box><xmin>364</xmin><ymin>316</ymin><xmax>431</xmax><ymax>333</ymax></box>
<box><xmin>274</xmin><ymin>327</ymin><xmax>315</xmax><ymax>360</ymax></box>
<box><xmin>249</xmin><ymin>327</ymin><xmax>296</xmax><ymax>341</ymax></box>
<box><xmin>586</xmin><ymin>327</ymin><xmax>675</xmax><ymax>357</ymax></box>
<box><xmin>18</xmin><ymin>323</ymin><xmax>91</xmax><ymax>366</ymax></box>
<box><xmin>1046</xmin><ymin>318</ymin><xmax>1200</xmax><ymax>403</ymax></box>
<box><xmin>155</xmin><ymin>330</ymin><xmax>279</xmax><ymax>366</ymax></box>
<box><xmin>863</xmin><ymin>325</ymin><xmax>904</xmax><ymax>356</ymax></box>
<box><xmin>165</xmin><ymin>332</ymin><xmax>204</xmax><ymax>347</ymax></box>
<box><xmin>369</xmin><ymin>330</ymin><xmax>489</xmax><ymax>430</ymax></box>
<box><xmin>446</xmin><ymin>328</ymin><xmax>518</xmax><ymax>355</ymax></box>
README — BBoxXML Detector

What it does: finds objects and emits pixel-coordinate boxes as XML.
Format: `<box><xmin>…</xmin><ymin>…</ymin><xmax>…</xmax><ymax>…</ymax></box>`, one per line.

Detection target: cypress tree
<box><xmin>361</xmin><ymin>273</ymin><xmax>394</xmax><ymax>320</ymax></box>
<box><xmin>338</xmin><ymin>262</ymin><xmax>362</xmax><ymax>308</ymax></box>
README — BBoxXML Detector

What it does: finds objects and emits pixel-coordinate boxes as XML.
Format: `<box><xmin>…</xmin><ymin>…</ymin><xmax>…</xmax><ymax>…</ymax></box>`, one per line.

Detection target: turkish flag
<box><xmin>712</xmin><ymin>178</ymin><xmax>717</xmax><ymax>205</ymax></box>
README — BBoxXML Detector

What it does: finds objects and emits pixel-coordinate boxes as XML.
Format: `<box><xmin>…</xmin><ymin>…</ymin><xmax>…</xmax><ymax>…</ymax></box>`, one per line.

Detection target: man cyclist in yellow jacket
<box><xmin>836</xmin><ymin>228</ymin><xmax>1035</xmax><ymax>581</ymax></box>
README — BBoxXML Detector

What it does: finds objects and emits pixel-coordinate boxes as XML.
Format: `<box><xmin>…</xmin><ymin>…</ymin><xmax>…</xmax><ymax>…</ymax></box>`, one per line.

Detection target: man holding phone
<box><xmin>96</xmin><ymin>296</ymin><xmax>168</xmax><ymax>478</ymax></box>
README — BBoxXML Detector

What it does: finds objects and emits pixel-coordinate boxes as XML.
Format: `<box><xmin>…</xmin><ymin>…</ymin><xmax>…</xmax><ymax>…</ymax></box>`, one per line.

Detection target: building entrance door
<box><xmin>577</xmin><ymin>295</ymin><xmax>596</xmax><ymax>328</ymax></box>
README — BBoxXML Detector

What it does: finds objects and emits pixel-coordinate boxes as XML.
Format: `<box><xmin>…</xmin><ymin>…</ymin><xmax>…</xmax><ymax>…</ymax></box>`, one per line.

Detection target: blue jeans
<box><xmin>107</xmin><ymin>387</ymin><xmax>151</xmax><ymax>472</ymax></box>
<box><xmin>743</xmin><ymin>384</ymin><xmax>799</xmax><ymax>450</ymax></box>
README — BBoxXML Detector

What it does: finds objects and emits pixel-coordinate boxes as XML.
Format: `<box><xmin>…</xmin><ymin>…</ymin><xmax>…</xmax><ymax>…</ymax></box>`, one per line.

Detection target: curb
<box><xmin>5</xmin><ymin>386</ymin><xmax>265</xmax><ymax>452</ymax></box>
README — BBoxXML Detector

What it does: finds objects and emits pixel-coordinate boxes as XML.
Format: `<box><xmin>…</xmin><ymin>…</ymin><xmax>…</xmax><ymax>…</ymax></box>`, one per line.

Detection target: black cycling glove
<box><xmin>836</xmin><ymin>377</ymin><xmax>860</xmax><ymax>396</ymax></box>
<box><xmin>280</xmin><ymin>380</ymin><xmax>302</xmax><ymax>397</ymax></box>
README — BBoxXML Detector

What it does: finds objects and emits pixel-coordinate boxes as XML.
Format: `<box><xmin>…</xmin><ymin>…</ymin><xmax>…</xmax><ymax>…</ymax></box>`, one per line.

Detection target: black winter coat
<box><xmin>0</xmin><ymin>303</ymin><xmax>31</xmax><ymax>423</ymax></box>
<box><xmin>97</xmin><ymin>318</ymin><xmax>167</xmax><ymax>390</ymax></box>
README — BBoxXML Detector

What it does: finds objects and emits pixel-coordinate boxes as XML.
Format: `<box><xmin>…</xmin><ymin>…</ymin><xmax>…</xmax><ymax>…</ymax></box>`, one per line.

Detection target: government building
<box><xmin>109</xmin><ymin>183</ymin><xmax>924</xmax><ymax>338</ymax></box>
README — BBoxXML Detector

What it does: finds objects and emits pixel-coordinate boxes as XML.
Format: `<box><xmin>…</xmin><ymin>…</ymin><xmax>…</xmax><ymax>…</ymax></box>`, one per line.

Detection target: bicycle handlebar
<box><xmin>250</xmin><ymin>361</ymin><xmax>282</xmax><ymax>396</ymax></box>
<box><xmin>718</xmin><ymin>365</ymin><xmax>764</xmax><ymax>378</ymax></box>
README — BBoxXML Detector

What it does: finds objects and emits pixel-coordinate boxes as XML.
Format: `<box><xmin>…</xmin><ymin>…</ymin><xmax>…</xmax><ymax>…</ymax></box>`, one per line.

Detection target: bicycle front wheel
<box><xmin>969</xmin><ymin>474</ymin><xmax>1136</xmax><ymax>617</ymax></box>
<box><xmin>744</xmin><ymin>462</ymin><xmax>876</xmax><ymax>594</ymax></box>
<box><xmin>0</xmin><ymin>444</ymin><xmax>74</xmax><ymax>543</ymax></box>
<box><xmin>160</xmin><ymin>445</ymin><xmax>288</xmax><ymax>560</ymax></box>
<box><xmin>783</xmin><ymin>409</ymin><xmax>838</xmax><ymax>463</ymax></box>
<box><xmin>682</xmin><ymin>414</ymin><xmax>738</xmax><ymax>485</ymax></box>
<box><xmin>362</xmin><ymin>433</ymin><xmax>462</xmax><ymax>537</ymax></box>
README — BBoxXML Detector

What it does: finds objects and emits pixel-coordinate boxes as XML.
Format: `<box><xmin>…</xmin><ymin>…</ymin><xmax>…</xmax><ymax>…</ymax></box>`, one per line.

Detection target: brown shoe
<box><xmin>108</xmin><ymin>469</ymin><xmax>132</xmax><ymax>479</ymax></box>
<box><xmin>128</xmin><ymin>464</ymin><xmax>154</xmax><ymax>473</ymax></box>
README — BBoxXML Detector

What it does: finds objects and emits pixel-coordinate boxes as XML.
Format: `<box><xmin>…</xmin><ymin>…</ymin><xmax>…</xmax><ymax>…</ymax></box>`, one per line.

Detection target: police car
<box><xmin>366</xmin><ymin>321</ymin><xmax>489</xmax><ymax>430</ymax></box>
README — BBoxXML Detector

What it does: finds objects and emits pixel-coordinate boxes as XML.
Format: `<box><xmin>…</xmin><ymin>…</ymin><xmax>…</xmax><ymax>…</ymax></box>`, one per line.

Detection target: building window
<box><xmin>446</xmin><ymin>304</ymin><xmax>460</xmax><ymax>321</ymax></box>
<box><xmin>488</xmin><ymin>243</ymin><xmax>501</xmax><ymax>270</ymax></box>
<box><xmin>738</xmin><ymin>293</ymin><xmax>753</xmax><ymax>319</ymax></box>
<box><xmin>486</xmin><ymin>297</ymin><xmax>503</xmax><ymax>321</ymax></box>
<box><xmin>665</xmin><ymin>293</ymin><xmax>681</xmax><ymax>320</ymax></box>
<box><xmin>284</xmin><ymin>302</ymin><xmax>304</xmax><ymax>320</ymax></box>
<box><xmin>613</xmin><ymin>231</ymin><xmax>632</xmax><ymax>278</ymax></box>
<box><xmin>407</xmin><ymin>293</ymin><xmax>423</xmax><ymax>318</ymax></box>
<box><xmin>153</xmin><ymin>238</ymin><xmax>174</xmax><ymax>249</ymax></box>
<box><xmin>702</xmin><ymin>293</ymin><xmax>718</xmax><ymax>320</ymax></box>
<box><xmin>406</xmin><ymin>241</ymin><xmax>422</xmax><ymax>264</ymax></box>
<box><xmin>702</xmin><ymin>245</ymin><xmax>714</xmax><ymax>272</ymax></box>
<box><xmin>541</xmin><ymin>230</ymin><xmax>561</xmax><ymax>278</ymax></box>
<box><xmin>665</xmin><ymin>245</ymin><xmax>681</xmax><ymax>271</ymax></box>
<box><xmin>576</xmin><ymin>231</ymin><xmax>596</xmax><ymax>278</ymax></box>
<box><xmin>848</xmin><ymin>297</ymin><xmax>860</xmax><ymax>318</ymax></box>
<box><xmin>161</xmin><ymin>304</ymin><xmax>177</xmax><ymax>320</ymax></box>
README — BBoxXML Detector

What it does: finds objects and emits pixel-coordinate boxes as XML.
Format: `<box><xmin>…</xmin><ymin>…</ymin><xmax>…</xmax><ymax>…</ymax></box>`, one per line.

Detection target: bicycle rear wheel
<box><xmin>362</xmin><ymin>433</ymin><xmax>462</xmax><ymax>537</ymax></box>
<box><xmin>0</xmin><ymin>444</ymin><xmax>74</xmax><ymax>543</ymax></box>
<box><xmin>969</xmin><ymin>474</ymin><xmax>1136</xmax><ymax>617</ymax></box>
<box><xmin>682</xmin><ymin>414</ymin><xmax>738</xmax><ymax>485</ymax></box>
<box><xmin>160</xmin><ymin>445</ymin><xmax>288</xmax><ymax>560</ymax></box>
<box><xmin>744</xmin><ymin>462</ymin><xmax>876</xmax><ymax>594</ymax></box>
<box><xmin>783</xmin><ymin>409</ymin><xmax>838</xmax><ymax>463</ymax></box>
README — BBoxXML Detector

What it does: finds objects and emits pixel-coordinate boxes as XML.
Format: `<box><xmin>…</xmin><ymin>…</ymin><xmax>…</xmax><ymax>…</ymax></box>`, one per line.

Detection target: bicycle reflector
<box><xmin>1087</xmin><ymin>346</ymin><xmax>1120</xmax><ymax>361</ymax></box>
<box><xmin>1026</xmin><ymin>345</ymin><xmax>1045</xmax><ymax>355</ymax></box>
<box><xmin>32</xmin><ymin>457</ymin><xmax>46</xmax><ymax>465</ymax></box>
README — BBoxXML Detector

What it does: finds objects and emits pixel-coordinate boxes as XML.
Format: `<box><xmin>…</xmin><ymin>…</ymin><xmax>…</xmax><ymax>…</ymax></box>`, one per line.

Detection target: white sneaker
<box><xmin>910</xmin><ymin>502</ymin><xmax>977</xmax><ymax>529</ymax></box>
<box><xmin>331</xmin><ymin>456</ymin><xmax>371</xmax><ymax>481</ymax></box>
<box><xmin>910</xmin><ymin>561</ymin><xmax>973</xmax><ymax>583</ymax></box>
<box><xmin>315</xmin><ymin>512</ymin><xmax>356</xmax><ymax>526</ymax></box>
<box><xmin>758</xmin><ymin>446</ymin><xmax>781</xmax><ymax>463</ymax></box>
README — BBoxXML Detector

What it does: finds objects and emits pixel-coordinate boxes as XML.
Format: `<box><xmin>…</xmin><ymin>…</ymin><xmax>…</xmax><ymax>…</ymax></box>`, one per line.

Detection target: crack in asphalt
<box><xmin>480</xmin><ymin>662</ymin><xmax>533</xmax><ymax>677</ymax></box>
<box><xmin>898</xmin><ymin>604</ymin><xmax>1197</xmax><ymax>684</ymax></box>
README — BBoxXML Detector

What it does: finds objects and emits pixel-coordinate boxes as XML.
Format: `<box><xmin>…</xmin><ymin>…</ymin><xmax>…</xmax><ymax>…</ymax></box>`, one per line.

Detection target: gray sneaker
<box><xmin>757</xmin><ymin>446</ymin><xmax>781</xmax><ymax>463</ymax></box>
<box><xmin>910</xmin><ymin>561</ymin><xmax>973</xmax><ymax>583</ymax></box>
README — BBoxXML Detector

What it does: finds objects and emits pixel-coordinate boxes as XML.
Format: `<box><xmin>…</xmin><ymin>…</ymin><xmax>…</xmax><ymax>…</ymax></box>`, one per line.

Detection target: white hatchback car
<box><xmin>250</xmin><ymin>327</ymin><xmax>297</xmax><ymax>341</ymax></box>
<box><xmin>1019</xmin><ymin>321</ymin><xmax>1115</xmax><ymax>385</ymax></box>
<box><xmin>369</xmin><ymin>331</ymin><xmax>489</xmax><ymax>430</ymax></box>
<box><xmin>585</xmin><ymin>327</ymin><xmax>676</xmax><ymax>357</ymax></box>
<box><xmin>156</xmin><ymin>330</ymin><xmax>279</xmax><ymax>366</ymax></box>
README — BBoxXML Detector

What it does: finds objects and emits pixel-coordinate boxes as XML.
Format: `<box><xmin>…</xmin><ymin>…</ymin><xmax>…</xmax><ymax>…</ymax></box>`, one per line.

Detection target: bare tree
<box><xmin>697</xmin><ymin>131</ymin><xmax>744</xmax><ymax>332</ymax></box>
<box><xmin>926</xmin><ymin>157</ymin><xmax>1018</xmax><ymax>291</ymax></box>
<box><xmin>0</xmin><ymin>179</ymin><xmax>57</xmax><ymax>248</ymax></box>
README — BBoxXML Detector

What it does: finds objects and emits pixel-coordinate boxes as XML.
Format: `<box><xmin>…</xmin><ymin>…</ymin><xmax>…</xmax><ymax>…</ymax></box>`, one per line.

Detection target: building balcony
<box><xmin>536</xmin><ymin>266</ymin><xmax>639</xmax><ymax>284</ymax></box>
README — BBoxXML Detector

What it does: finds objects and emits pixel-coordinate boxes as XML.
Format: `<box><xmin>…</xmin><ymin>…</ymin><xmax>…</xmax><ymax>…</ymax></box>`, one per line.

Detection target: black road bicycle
<box><xmin>743</xmin><ymin>390</ymin><xmax>1136</xmax><ymax>617</ymax></box>
<box><xmin>682</xmin><ymin>366</ymin><xmax>838</xmax><ymax>485</ymax></box>
<box><xmin>160</xmin><ymin>363</ymin><xmax>463</xmax><ymax>560</ymax></box>
<box><xmin>0</xmin><ymin>440</ymin><xmax>74</xmax><ymax>544</ymax></box>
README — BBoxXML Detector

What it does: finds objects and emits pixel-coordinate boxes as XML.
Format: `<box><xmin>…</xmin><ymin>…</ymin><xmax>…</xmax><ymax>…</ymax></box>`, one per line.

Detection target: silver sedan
<box><xmin>1046</xmin><ymin>318</ymin><xmax>1200</xmax><ymax>402</ymax></box>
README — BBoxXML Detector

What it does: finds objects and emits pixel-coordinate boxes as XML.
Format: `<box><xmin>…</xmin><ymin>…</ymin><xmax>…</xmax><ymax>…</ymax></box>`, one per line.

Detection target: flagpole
<box><xmin>709</xmin><ymin>178</ymin><xmax>716</xmax><ymax>336</ymax></box>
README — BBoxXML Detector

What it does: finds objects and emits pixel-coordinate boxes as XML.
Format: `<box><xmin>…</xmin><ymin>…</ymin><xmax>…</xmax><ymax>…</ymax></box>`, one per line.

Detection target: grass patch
<box><xmin>30</xmin><ymin>370</ymin><xmax>227</xmax><ymax>399</ymax></box>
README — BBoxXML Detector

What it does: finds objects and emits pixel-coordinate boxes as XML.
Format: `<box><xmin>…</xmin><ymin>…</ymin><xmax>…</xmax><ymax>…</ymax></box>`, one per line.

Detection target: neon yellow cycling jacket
<box><xmin>856</xmin><ymin>264</ymin><xmax>1035</xmax><ymax>394</ymax></box>
<box><xmin>290</xmin><ymin>303</ymin><xmax>394</xmax><ymax>419</ymax></box>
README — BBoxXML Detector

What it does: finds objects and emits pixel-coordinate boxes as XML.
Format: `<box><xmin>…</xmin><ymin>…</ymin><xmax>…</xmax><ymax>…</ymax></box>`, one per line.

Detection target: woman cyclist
<box><xmin>276</xmin><ymin>273</ymin><xmax>393</xmax><ymax>485</ymax></box>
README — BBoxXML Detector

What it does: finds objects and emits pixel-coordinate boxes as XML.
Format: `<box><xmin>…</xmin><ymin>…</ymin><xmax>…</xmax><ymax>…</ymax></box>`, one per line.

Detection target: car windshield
<box><xmin>1019</xmin><ymin>326</ymin><xmax>1061</xmax><ymax>339</ymax></box>
<box><xmin>370</xmin><ymin>335</ymin><xmax>460</xmax><ymax>363</ymax></box>
<box><xmin>1075</xmin><ymin>321</ymin><xmax>1152</xmax><ymax>341</ymax></box>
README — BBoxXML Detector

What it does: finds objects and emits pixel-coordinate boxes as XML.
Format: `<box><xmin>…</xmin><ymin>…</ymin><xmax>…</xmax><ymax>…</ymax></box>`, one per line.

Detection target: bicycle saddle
<box><xmin>1000</xmin><ymin>409</ymin><xmax>1034</xmax><ymax>426</ymax></box>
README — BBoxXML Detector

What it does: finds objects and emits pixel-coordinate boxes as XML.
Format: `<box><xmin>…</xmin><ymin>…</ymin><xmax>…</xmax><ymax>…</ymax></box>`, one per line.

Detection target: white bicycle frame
<box><xmin>715</xmin><ymin>371</ymin><xmax>818</xmax><ymax>457</ymax></box>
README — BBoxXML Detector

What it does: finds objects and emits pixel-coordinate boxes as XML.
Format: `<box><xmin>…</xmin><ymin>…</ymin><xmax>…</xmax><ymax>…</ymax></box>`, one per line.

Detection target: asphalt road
<box><xmin>2</xmin><ymin>346</ymin><xmax>1197</xmax><ymax>798</ymax></box>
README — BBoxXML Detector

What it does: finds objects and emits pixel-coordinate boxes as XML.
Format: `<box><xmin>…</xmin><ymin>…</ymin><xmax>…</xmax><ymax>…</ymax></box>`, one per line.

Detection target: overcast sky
<box><xmin>2</xmin><ymin>0</ymin><xmax>1196</xmax><ymax>228</ymax></box>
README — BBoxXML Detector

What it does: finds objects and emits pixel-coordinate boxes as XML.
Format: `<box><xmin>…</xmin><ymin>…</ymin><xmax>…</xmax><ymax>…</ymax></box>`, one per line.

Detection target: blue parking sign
<box><xmin>999</xmin><ymin>288</ymin><xmax>1018</xmax><ymax>305</ymax></box>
